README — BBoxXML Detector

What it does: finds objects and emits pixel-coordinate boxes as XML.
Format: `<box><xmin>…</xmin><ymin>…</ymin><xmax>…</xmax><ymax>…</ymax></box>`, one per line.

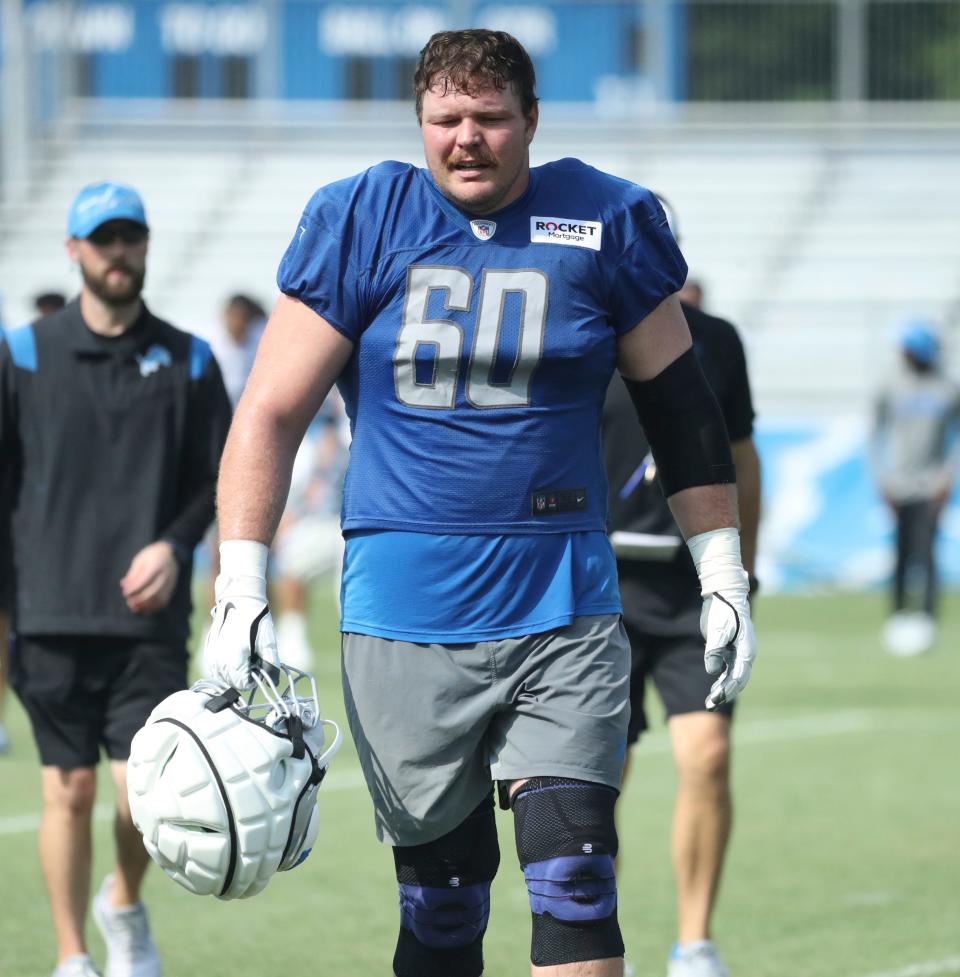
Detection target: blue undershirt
<box><xmin>340</xmin><ymin>530</ymin><xmax>621</xmax><ymax>644</ymax></box>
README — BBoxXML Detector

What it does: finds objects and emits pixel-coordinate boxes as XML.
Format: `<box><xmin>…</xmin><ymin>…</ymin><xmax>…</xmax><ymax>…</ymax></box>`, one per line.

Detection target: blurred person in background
<box><xmin>201</xmin><ymin>292</ymin><xmax>346</xmax><ymax>666</ymax></box>
<box><xmin>208</xmin><ymin>293</ymin><xmax>266</xmax><ymax>409</ymax></box>
<box><xmin>604</xmin><ymin>201</ymin><xmax>760</xmax><ymax>977</ymax></box>
<box><xmin>200</xmin><ymin>293</ymin><xmax>266</xmax><ymax>606</ymax></box>
<box><xmin>271</xmin><ymin>391</ymin><xmax>349</xmax><ymax>670</ymax></box>
<box><xmin>0</xmin><ymin>182</ymin><xmax>231</xmax><ymax>977</ymax></box>
<box><xmin>35</xmin><ymin>291</ymin><xmax>68</xmax><ymax>317</ymax></box>
<box><xmin>677</xmin><ymin>278</ymin><xmax>705</xmax><ymax>311</ymax></box>
<box><xmin>872</xmin><ymin>319</ymin><xmax>960</xmax><ymax>656</ymax></box>
<box><xmin>203</xmin><ymin>29</ymin><xmax>757</xmax><ymax>977</ymax></box>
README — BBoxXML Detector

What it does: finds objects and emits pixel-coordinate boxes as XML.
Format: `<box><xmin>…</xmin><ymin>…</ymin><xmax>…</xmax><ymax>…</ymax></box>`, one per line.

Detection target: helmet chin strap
<box><xmin>284</xmin><ymin>713</ymin><xmax>306</xmax><ymax>760</ymax></box>
<box><xmin>200</xmin><ymin>664</ymin><xmax>343</xmax><ymax>778</ymax></box>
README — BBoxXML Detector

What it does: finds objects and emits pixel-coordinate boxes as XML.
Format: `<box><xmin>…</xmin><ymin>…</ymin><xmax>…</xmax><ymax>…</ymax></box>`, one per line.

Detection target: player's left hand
<box><xmin>121</xmin><ymin>541</ymin><xmax>180</xmax><ymax>614</ymax></box>
<box><xmin>687</xmin><ymin>527</ymin><xmax>758</xmax><ymax>711</ymax></box>
<box><xmin>700</xmin><ymin>588</ymin><xmax>756</xmax><ymax>711</ymax></box>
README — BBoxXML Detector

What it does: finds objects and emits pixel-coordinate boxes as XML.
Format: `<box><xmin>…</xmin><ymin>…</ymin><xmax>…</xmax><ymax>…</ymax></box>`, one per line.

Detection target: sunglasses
<box><xmin>87</xmin><ymin>224</ymin><xmax>148</xmax><ymax>246</ymax></box>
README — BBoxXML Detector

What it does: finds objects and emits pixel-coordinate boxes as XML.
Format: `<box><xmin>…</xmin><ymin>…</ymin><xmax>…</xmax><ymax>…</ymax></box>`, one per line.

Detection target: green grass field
<box><xmin>1</xmin><ymin>592</ymin><xmax>958</xmax><ymax>977</ymax></box>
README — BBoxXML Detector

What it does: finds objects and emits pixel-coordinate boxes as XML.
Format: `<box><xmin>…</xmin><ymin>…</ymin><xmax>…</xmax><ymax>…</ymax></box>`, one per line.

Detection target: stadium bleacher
<box><xmin>1</xmin><ymin>125</ymin><xmax>957</xmax><ymax>416</ymax></box>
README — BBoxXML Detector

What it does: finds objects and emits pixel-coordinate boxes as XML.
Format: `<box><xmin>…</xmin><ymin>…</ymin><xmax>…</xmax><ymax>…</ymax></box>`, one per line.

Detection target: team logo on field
<box><xmin>137</xmin><ymin>344</ymin><xmax>172</xmax><ymax>377</ymax></box>
<box><xmin>530</xmin><ymin>216</ymin><xmax>602</xmax><ymax>251</ymax></box>
<box><xmin>470</xmin><ymin>219</ymin><xmax>497</xmax><ymax>241</ymax></box>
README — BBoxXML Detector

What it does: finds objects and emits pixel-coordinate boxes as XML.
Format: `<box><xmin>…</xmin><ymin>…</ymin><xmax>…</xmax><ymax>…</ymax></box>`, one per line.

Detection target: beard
<box><xmin>81</xmin><ymin>260</ymin><xmax>145</xmax><ymax>306</ymax></box>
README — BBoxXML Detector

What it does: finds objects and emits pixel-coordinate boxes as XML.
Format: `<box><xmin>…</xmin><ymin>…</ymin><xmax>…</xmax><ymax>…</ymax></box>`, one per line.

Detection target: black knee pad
<box><xmin>392</xmin><ymin>792</ymin><xmax>500</xmax><ymax>977</ymax></box>
<box><xmin>512</xmin><ymin>777</ymin><xmax>624</xmax><ymax>967</ymax></box>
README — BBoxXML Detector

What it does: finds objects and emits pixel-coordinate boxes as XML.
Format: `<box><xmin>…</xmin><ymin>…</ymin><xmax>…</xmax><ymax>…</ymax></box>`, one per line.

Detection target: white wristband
<box><xmin>219</xmin><ymin>540</ymin><xmax>269</xmax><ymax>579</ymax></box>
<box><xmin>686</xmin><ymin>528</ymin><xmax>749</xmax><ymax>597</ymax></box>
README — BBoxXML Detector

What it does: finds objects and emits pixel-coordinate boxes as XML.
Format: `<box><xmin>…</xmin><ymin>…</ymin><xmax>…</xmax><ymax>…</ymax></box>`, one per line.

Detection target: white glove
<box><xmin>202</xmin><ymin>540</ymin><xmax>280</xmax><ymax>691</ymax></box>
<box><xmin>687</xmin><ymin>528</ymin><xmax>757</xmax><ymax>711</ymax></box>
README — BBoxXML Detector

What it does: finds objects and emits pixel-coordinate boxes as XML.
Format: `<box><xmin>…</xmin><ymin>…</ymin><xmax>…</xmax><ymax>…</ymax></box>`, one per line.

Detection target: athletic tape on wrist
<box><xmin>219</xmin><ymin>540</ymin><xmax>269</xmax><ymax>578</ymax></box>
<box><xmin>686</xmin><ymin>528</ymin><xmax>749</xmax><ymax>596</ymax></box>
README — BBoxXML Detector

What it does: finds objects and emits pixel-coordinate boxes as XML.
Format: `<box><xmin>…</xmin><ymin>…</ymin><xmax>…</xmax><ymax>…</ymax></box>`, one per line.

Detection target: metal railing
<box><xmin>2</xmin><ymin>0</ymin><xmax>960</xmax><ymax>199</ymax></box>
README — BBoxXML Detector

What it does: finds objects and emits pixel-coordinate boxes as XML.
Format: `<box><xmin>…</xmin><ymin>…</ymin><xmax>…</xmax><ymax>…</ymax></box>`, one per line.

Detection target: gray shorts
<box><xmin>341</xmin><ymin>614</ymin><xmax>630</xmax><ymax>846</ymax></box>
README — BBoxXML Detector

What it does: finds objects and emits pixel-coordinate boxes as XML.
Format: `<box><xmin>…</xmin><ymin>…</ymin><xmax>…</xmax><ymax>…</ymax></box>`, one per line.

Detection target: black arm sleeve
<box><xmin>623</xmin><ymin>347</ymin><xmax>735</xmax><ymax>497</ymax></box>
<box><xmin>161</xmin><ymin>355</ymin><xmax>232</xmax><ymax>551</ymax></box>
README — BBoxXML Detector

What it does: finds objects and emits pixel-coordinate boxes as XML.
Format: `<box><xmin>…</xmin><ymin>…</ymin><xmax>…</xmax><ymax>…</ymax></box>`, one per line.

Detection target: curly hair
<box><xmin>414</xmin><ymin>29</ymin><xmax>538</xmax><ymax>121</ymax></box>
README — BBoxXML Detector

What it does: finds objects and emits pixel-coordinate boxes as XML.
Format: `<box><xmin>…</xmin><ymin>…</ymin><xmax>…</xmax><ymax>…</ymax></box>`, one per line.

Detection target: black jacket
<box><xmin>0</xmin><ymin>299</ymin><xmax>231</xmax><ymax>640</ymax></box>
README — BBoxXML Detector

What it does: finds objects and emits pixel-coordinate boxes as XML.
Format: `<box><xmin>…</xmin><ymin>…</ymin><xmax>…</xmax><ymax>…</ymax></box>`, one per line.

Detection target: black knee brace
<box><xmin>512</xmin><ymin>777</ymin><xmax>624</xmax><ymax>967</ymax></box>
<box><xmin>392</xmin><ymin>792</ymin><xmax>500</xmax><ymax>977</ymax></box>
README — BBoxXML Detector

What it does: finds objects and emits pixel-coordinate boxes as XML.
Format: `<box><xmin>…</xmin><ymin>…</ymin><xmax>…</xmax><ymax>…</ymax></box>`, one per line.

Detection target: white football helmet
<box><xmin>127</xmin><ymin>664</ymin><xmax>342</xmax><ymax>900</ymax></box>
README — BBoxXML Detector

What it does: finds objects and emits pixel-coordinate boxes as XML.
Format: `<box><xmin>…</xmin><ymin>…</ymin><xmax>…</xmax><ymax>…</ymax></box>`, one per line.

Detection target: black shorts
<box><xmin>624</xmin><ymin>620</ymin><xmax>734</xmax><ymax>745</ymax></box>
<box><xmin>10</xmin><ymin>634</ymin><xmax>189</xmax><ymax>768</ymax></box>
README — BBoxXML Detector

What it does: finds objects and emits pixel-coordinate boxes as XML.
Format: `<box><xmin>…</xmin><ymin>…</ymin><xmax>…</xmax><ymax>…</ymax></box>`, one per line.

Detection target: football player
<box><xmin>204</xmin><ymin>29</ymin><xmax>757</xmax><ymax>977</ymax></box>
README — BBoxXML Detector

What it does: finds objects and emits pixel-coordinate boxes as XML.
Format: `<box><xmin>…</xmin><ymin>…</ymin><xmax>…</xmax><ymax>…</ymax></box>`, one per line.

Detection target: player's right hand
<box><xmin>202</xmin><ymin>541</ymin><xmax>280</xmax><ymax>691</ymax></box>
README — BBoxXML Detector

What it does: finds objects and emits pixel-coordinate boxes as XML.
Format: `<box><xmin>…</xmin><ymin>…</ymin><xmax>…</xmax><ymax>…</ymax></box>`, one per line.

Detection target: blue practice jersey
<box><xmin>277</xmin><ymin>158</ymin><xmax>687</xmax><ymax>537</ymax></box>
<box><xmin>340</xmin><ymin>529</ymin><xmax>622</xmax><ymax>643</ymax></box>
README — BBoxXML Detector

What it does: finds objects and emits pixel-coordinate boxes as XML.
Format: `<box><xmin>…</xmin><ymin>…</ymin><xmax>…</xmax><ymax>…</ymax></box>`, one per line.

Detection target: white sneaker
<box><xmin>92</xmin><ymin>876</ymin><xmax>161</xmax><ymax>977</ymax></box>
<box><xmin>667</xmin><ymin>940</ymin><xmax>730</xmax><ymax>977</ymax></box>
<box><xmin>883</xmin><ymin>611</ymin><xmax>936</xmax><ymax>657</ymax></box>
<box><xmin>52</xmin><ymin>955</ymin><xmax>102</xmax><ymax>977</ymax></box>
<box><xmin>0</xmin><ymin>722</ymin><xmax>9</xmax><ymax>755</ymax></box>
<box><xmin>276</xmin><ymin>612</ymin><xmax>313</xmax><ymax>671</ymax></box>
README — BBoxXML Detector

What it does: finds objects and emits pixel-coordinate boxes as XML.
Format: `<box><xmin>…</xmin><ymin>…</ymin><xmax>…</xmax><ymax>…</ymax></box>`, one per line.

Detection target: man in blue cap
<box><xmin>0</xmin><ymin>183</ymin><xmax>232</xmax><ymax>977</ymax></box>
<box><xmin>872</xmin><ymin>319</ymin><xmax>960</xmax><ymax>655</ymax></box>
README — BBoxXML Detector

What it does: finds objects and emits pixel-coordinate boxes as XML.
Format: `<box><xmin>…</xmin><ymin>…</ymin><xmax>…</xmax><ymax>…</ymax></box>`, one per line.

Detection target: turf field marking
<box><xmin>858</xmin><ymin>957</ymin><xmax>960</xmax><ymax>977</ymax></box>
<box><xmin>649</xmin><ymin>708</ymin><xmax>957</xmax><ymax>753</ymax></box>
<box><xmin>1</xmin><ymin>710</ymin><xmax>957</xmax><ymax>837</ymax></box>
<box><xmin>0</xmin><ymin>804</ymin><xmax>113</xmax><ymax>835</ymax></box>
<box><xmin>0</xmin><ymin>767</ymin><xmax>369</xmax><ymax>836</ymax></box>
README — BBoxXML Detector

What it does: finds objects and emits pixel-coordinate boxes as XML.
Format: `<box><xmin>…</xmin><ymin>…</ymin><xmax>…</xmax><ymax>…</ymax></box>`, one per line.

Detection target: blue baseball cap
<box><xmin>67</xmin><ymin>182</ymin><xmax>149</xmax><ymax>239</ymax></box>
<box><xmin>899</xmin><ymin>319</ymin><xmax>939</xmax><ymax>366</ymax></box>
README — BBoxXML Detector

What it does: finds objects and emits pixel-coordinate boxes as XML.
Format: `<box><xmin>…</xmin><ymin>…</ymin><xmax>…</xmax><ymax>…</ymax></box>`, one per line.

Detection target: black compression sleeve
<box><xmin>622</xmin><ymin>347</ymin><xmax>736</xmax><ymax>497</ymax></box>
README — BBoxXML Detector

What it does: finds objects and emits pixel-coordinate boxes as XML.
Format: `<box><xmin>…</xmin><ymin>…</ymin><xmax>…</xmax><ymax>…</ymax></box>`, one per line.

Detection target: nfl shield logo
<box><xmin>470</xmin><ymin>220</ymin><xmax>496</xmax><ymax>241</ymax></box>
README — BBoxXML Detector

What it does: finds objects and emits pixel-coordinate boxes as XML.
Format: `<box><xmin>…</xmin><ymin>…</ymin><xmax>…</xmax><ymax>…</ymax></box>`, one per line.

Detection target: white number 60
<box><xmin>394</xmin><ymin>265</ymin><xmax>547</xmax><ymax>409</ymax></box>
